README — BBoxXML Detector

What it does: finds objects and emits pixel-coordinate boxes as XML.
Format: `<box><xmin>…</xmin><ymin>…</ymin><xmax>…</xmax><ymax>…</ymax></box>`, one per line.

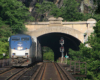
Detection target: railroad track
<box><xmin>0</xmin><ymin>67</ymin><xmax>14</xmax><ymax>74</ymax></box>
<box><xmin>7</xmin><ymin>68</ymin><xmax>28</xmax><ymax>80</ymax></box>
<box><xmin>32</xmin><ymin>62</ymin><xmax>76</xmax><ymax>80</ymax></box>
<box><xmin>0</xmin><ymin>62</ymin><xmax>42</xmax><ymax>80</ymax></box>
<box><xmin>18</xmin><ymin>64</ymin><xmax>41</xmax><ymax>80</ymax></box>
<box><xmin>55</xmin><ymin>63</ymin><xmax>76</xmax><ymax>80</ymax></box>
<box><xmin>0</xmin><ymin>67</ymin><xmax>28</xmax><ymax>80</ymax></box>
<box><xmin>0</xmin><ymin>62</ymin><xmax>76</xmax><ymax>80</ymax></box>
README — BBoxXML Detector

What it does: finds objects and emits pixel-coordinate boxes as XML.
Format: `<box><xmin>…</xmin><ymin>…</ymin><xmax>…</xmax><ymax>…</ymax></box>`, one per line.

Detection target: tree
<box><xmin>0</xmin><ymin>25</ymin><xmax>12</xmax><ymax>42</ymax></box>
<box><xmin>43</xmin><ymin>47</ymin><xmax>54</xmax><ymax>61</ymax></box>
<box><xmin>95</xmin><ymin>0</ymin><xmax>100</xmax><ymax>13</ymax></box>
<box><xmin>61</xmin><ymin>0</ymin><xmax>84</xmax><ymax>21</ymax></box>
<box><xmin>68</xmin><ymin>20</ymin><xmax>100</xmax><ymax>79</ymax></box>
<box><xmin>35</xmin><ymin>0</ymin><xmax>57</xmax><ymax>21</ymax></box>
<box><xmin>0</xmin><ymin>0</ymin><xmax>34</xmax><ymax>34</ymax></box>
<box><xmin>50</xmin><ymin>0</ymin><xmax>84</xmax><ymax>21</ymax></box>
<box><xmin>43</xmin><ymin>52</ymin><xmax>54</xmax><ymax>61</ymax></box>
<box><xmin>0</xmin><ymin>41</ymin><xmax>9</xmax><ymax>59</ymax></box>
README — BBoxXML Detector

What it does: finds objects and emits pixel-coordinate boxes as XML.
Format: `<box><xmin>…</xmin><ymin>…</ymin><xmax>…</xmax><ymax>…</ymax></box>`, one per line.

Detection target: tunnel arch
<box><xmin>37</xmin><ymin>32</ymin><xmax>81</xmax><ymax>61</ymax></box>
<box><xmin>26</xmin><ymin>26</ymin><xmax>82</xmax><ymax>61</ymax></box>
<box><xmin>27</xmin><ymin>26</ymin><xmax>84</xmax><ymax>43</ymax></box>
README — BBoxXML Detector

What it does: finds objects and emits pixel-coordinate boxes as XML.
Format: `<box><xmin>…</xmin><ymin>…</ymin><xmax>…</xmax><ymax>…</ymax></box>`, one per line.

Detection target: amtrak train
<box><xmin>8</xmin><ymin>34</ymin><xmax>42</xmax><ymax>66</ymax></box>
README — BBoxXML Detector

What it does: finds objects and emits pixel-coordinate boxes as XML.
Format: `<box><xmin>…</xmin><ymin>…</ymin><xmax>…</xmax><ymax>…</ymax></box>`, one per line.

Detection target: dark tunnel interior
<box><xmin>37</xmin><ymin>32</ymin><xmax>81</xmax><ymax>61</ymax></box>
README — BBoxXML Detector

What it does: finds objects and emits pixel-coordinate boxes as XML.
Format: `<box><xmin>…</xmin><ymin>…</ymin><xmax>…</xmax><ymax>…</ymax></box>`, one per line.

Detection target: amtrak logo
<box><xmin>17</xmin><ymin>42</ymin><xmax>23</xmax><ymax>46</ymax></box>
<box><xmin>17</xmin><ymin>44</ymin><xmax>22</xmax><ymax>46</ymax></box>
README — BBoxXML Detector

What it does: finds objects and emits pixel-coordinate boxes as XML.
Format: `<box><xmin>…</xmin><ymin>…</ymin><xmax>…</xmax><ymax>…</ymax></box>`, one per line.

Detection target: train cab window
<box><xmin>12</xmin><ymin>37</ymin><xmax>20</xmax><ymax>41</ymax></box>
<box><xmin>21</xmin><ymin>37</ymin><xmax>29</xmax><ymax>41</ymax></box>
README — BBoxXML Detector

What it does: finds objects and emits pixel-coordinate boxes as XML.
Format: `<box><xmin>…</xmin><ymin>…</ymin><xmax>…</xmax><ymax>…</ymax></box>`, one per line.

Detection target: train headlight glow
<box><xmin>17</xmin><ymin>47</ymin><xmax>23</xmax><ymax>50</ymax></box>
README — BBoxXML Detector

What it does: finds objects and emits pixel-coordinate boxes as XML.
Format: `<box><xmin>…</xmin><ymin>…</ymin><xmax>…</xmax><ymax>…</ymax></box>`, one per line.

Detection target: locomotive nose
<box><xmin>17</xmin><ymin>42</ymin><xmax>23</xmax><ymax>46</ymax></box>
<box><xmin>18</xmin><ymin>42</ymin><xmax>23</xmax><ymax>44</ymax></box>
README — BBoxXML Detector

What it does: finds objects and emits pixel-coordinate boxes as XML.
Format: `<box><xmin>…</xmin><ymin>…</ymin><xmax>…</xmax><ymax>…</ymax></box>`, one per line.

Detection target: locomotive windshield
<box><xmin>12</xmin><ymin>37</ymin><xmax>20</xmax><ymax>41</ymax></box>
<box><xmin>21</xmin><ymin>37</ymin><xmax>29</xmax><ymax>41</ymax></box>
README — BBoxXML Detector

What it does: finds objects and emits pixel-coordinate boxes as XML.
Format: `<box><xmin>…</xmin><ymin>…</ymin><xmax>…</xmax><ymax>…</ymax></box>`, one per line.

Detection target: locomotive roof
<box><xmin>11</xmin><ymin>34</ymin><xmax>31</xmax><ymax>37</ymax></box>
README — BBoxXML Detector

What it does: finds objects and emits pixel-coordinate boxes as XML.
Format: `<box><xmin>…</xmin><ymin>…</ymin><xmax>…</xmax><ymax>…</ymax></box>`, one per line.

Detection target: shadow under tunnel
<box><xmin>37</xmin><ymin>32</ymin><xmax>81</xmax><ymax>61</ymax></box>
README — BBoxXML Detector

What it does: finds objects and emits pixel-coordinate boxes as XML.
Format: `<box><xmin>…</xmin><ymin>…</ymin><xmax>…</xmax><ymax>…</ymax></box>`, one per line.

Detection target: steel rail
<box><xmin>6</xmin><ymin>68</ymin><xmax>26</xmax><ymax>80</ymax></box>
<box><xmin>8</xmin><ymin>68</ymin><xmax>29</xmax><ymax>80</ymax></box>
<box><xmin>0</xmin><ymin>68</ymin><xmax>15</xmax><ymax>75</ymax></box>
<box><xmin>54</xmin><ymin>63</ymin><xmax>65</xmax><ymax>80</ymax></box>
<box><xmin>56</xmin><ymin>63</ymin><xmax>76</xmax><ymax>80</ymax></box>
<box><xmin>31</xmin><ymin>63</ymin><xmax>45</xmax><ymax>80</ymax></box>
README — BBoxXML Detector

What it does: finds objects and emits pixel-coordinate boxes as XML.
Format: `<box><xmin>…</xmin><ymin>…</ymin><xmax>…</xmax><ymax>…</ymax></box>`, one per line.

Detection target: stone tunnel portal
<box><xmin>37</xmin><ymin>32</ymin><xmax>81</xmax><ymax>61</ymax></box>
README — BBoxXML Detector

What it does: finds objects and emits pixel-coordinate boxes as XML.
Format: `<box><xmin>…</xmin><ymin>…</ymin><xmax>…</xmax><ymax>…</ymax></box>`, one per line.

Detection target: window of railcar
<box><xmin>21</xmin><ymin>37</ymin><xmax>29</xmax><ymax>41</ymax></box>
<box><xmin>12</xmin><ymin>37</ymin><xmax>20</xmax><ymax>41</ymax></box>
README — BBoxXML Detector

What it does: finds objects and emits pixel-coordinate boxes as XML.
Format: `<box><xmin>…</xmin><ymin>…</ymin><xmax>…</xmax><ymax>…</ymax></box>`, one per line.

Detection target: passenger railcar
<box><xmin>8</xmin><ymin>34</ymin><xmax>42</xmax><ymax>66</ymax></box>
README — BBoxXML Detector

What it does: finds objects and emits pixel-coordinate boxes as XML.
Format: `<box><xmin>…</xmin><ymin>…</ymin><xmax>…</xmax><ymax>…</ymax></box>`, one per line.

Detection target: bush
<box><xmin>0</xmin><ymin>41</ymin><xmax>9</xmax><ymax>59</ymax></box>
<box><xmin>43</xmin><ymin>52</ymin><xmax>54</xmax><ymax>61</ymax></box>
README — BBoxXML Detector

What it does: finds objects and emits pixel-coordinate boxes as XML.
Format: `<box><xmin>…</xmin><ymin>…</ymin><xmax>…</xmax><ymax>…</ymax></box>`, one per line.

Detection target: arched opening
<box><xmin>37</xmin><ymin>32</ymin><xmax>81</xmax><ymax>61</ymax></box>
<box><xmin>42</xmin><ymin>46</ymin><xmax>54</xmax><ymax>62</ymax></box>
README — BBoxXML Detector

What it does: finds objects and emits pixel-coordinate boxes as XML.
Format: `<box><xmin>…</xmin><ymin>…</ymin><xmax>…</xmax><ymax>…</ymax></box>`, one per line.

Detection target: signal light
<box><xmin>60</xmin><ymin>46</ymin><xmax>64</xmax><ymax>52</ymax></box>
<box><xmin>61</xmin><ymin>47</ymin><xmax>64</xmax><ymax>48</ymax></box>
<box><xmin>14</xmin><ymin>48</ymin><xmax>15</xmax><ymax>49</ymax></box>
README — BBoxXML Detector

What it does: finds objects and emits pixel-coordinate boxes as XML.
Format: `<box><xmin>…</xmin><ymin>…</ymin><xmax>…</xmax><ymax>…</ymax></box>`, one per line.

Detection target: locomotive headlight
<box><xmin>17</xmin><ymin>47</ymin><xmax>23</xmax><ymax>50</ymax></box>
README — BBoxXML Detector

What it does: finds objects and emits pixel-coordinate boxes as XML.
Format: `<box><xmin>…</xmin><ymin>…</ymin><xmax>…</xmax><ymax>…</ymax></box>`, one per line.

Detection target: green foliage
<box><xmin>43</xmin><ymin>52</ymin><xmax>54</xmax><ymax>61</ymax></box>
<box><xmin>83</xmin><ymin>13</ymin><xmax>100</xmax><ymax>21</ymax></box>
<box><xmin>0</xmin><ymin>25</ymin><xmax>12</xmax><ymax>42</ymax></box>
<box><xmin>35</xmin><ymin>0</ymin><xmax>99</xmax><ymax>22</ymax></box>
<box><xmin>35</xmin><ymin>3</ymin><xmax>41</xmax><ymax>8</ymax></box>
<box><xmin>68</xmin><ymin>21</ymin><xmax>100</xmax><ymax>79</ymax></box>
<box><xmin>95</xmin><ymin>0</ymin><xmax>100</xmax><ymax>14</ymax></box>
<box><xmin>0</xmin><ymin>41</ymin><xmax>9</xmax><ymax>59</ymax></box>
<box><xmin>35</xmin><ymin>0</ymin><xmax>84</xmax><ymax>21</ymax></box>
<box><xmin>43</xmin><ymin>47</ymin><xmax>54</xmax><ymax>61</ymax></box>
<box><xmin>0</xmin><ymin>0</ymin><xmax>34</xmax><ymax>34</ymax></box>
<box><xmin>36</xmin><ymin>0</ymin><xmax>57</xmax><ymax>17</ymax></box>
<box><xmin>92</xmin><ymin>14</ymin><xmax>100</xmax><ymax>21</ymax></box>
<box><xmin>50</xmin><ymin>0</ymin><xmax>84</xmax><ymax>21</ymax></box>
<box><xmin>94</xmin><ymin>20</ymin><xmax>100</xmax><ymax>37</ymax></box>
<box><xmin>60</xmin><ymin>0</ymin><xmax>84</xmax><ymax>21</ymax></box>
<box><xmin>81</xmin><ymin>13</ymin><xmax>92</xmax><ymax>21</ymax></box>
<box><xmin>50</xmin><ymin>6</ymin><xmax>62</xmax><ymax>18</ymax></box>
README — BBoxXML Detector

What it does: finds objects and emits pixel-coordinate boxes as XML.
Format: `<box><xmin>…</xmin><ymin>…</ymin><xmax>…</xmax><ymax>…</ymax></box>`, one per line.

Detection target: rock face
<box><xmin>19</xmin><ymin>0</ymin><xmax>95</xmax><ymax>21</ymax></box>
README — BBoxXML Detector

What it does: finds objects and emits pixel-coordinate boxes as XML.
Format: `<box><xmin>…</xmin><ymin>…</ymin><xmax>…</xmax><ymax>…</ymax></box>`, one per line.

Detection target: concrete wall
<box><xmin>25</xmin><ymin>17</ymin><xmax>96</xmax><ymax>43</ymax></box>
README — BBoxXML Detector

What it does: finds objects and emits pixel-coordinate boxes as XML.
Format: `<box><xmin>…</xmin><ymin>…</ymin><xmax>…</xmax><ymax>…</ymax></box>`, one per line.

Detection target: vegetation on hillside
<box><xmin>51</xmin><ymin>0</ymin><xmax>84</xmax><ymax>21</ymax></box>
<box><xmin>35</xmin><ymin>0</ymin><xmax>84</xmax><ymax>21</ymax></box>
<box><xmin>35</xmin><ymin>0</ymin><xmax>100</xmax><ymax>21</ymax></box>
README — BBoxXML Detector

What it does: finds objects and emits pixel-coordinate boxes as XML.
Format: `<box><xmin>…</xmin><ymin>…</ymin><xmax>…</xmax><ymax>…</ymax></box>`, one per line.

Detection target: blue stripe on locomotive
<box><xmin>9</xmin><ymin>34</ymin><xmax>32</xmax><ymax>50</ymax></box>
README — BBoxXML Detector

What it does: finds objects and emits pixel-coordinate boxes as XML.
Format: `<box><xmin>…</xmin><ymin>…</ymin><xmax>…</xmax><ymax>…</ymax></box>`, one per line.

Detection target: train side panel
<box><xmin>30</xmin><ymin>37</ymin><xmax>36</xmax><ymax>63</ymax></box>
<box><xmin>32</xmin><ymin>36</ymin><xmax>42</xmax><ymax>62</ymax></box>
<box><xmin>37</xmin><ymin>41</ymin><xmax>42</xmax><ymax>62</ymax></box>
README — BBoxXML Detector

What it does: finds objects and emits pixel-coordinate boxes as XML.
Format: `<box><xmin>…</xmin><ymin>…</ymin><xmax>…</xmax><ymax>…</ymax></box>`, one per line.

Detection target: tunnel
<box><xmin>37</xmin><ymin>32</ymin><xmax>81</xmax><ymax>61</ymax></box>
